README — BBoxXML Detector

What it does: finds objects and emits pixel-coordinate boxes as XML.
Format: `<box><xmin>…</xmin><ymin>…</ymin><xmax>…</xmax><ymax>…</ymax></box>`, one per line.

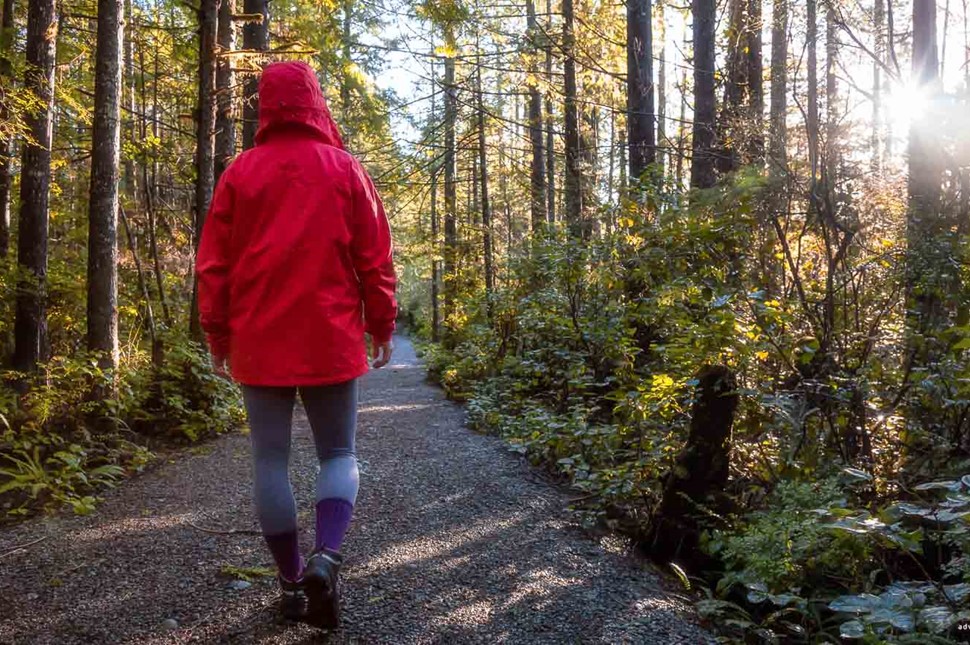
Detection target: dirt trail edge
<box><xmin>0</xmin><ymin>336</ymin><xmax>715</xmax><ymax>644</ymax></box>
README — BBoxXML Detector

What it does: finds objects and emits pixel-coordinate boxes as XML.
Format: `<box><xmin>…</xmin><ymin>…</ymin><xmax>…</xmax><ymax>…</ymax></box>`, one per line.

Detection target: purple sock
<box><xmin>315</xmin><ymin>498</ymin><xmax>354</xmax><ymax>551</ymax></box>
<box><xmin>264</xmin><ymin>531</ymin><xmax>302</xmax><ymax>582</ymax></box>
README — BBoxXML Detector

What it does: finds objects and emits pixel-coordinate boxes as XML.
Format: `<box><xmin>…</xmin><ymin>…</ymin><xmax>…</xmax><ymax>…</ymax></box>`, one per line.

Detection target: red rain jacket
<box><xmin>196</xmin><ymin>61</ymin><xmax>397</xmax><ymax>386</ymax></box>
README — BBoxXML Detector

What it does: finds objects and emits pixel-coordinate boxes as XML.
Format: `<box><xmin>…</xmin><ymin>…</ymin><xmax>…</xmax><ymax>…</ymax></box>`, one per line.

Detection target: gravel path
<box><xmin>0</xmin><ymin>336</ymin><xmax>713</xmax><ymax>644</ymax></box>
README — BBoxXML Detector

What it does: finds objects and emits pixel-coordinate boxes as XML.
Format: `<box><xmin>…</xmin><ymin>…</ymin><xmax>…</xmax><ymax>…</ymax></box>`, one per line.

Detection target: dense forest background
<box><xmin>2</xmin><ymin>0</ymin><xmax>970</xmax><ymax>641</ymax></box>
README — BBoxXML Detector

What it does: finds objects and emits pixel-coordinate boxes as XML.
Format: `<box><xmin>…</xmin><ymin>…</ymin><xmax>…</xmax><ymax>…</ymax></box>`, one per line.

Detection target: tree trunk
<box><xmin>215</xmin><ymin>0</ymin><xmax>236</xmax><ymax>182</ymax></box>
<box><xmin>768</xmin><ymin>0</ymin><xmax>788</xmax><ymax>176</ymax></box>
<box><xmin>627</xmin><ymin>0</ymin><xmax>655</xmax><ymax>184</ymax></box>
<box><xmin>747</xmin><ymin>0</ymin><xmax>764</xmax><ymax>164</ymax></box>
<box><xmin>0</xmin><ymin>0</ymin><xmax>16</xmax><ymax>258</ymax></box>
<box><xmin>907</xmin><ymin>0</ymin><xmax>946</xmax><ymax>350</ymax></box>
<box><xmin>123</xmin><ymin>0</ymin><xmax>136</xmax><ymax>200</ymax></box>
<box><xmin>764</xmin><ymin>0</ymin><xmax>788</xmax><ymax>297</ymax></box>
<box><xmin>477</xmin><ymin>66</ymin><xmax>494</xmax><ymax>317</ymax></box>
<box><xmin>241</xmin><ymin>0</ymin><xmax>269</xmax><ymax>150</ymax></box>
<box><xmin>690</xmin><ymin>0</ymin><xmax>716</xmax><ymax>190</ymax></box>
<box><xmin>87</xmin><ymin>0</ymin><xmax>124</xmax><ymax>371</ymax></box>
<box><xmin>657</xmin><ymin>0</ymin><xmax>666</xmax><ymax>179</ymax></box>
<box><xmin>824</xmin><ymin>2</ymin><xmax>839</xmax><ymax>177</ymax></box>
<box><xmin>807</xmin><ymin>0</ymin><xmax>819</xmax><ymax>184</ymax></box>
<box><xmin>545</xmin><ymin>0</ymin><xmax>556</xmax><ymax>225</ymax></box>
<box><xmin>526</xmin><ymin>0</ymin><xmax>547</xmax><ymax>232</ymax></box>
<box><xmin>190</xmin><ymin>0</ymin><xmax>218</xmax><ymax>342</ymax></box>
<box><xmin>872</xmin><ymin>0</ymin><xmax>884</xmax><ymax>171</ymax></box>
<box><xmin>646</xmin><ymin>365</ymin><xmax>738</xmax><ymax>566</ymax></box>
<box><xmin>562</xmin><ymin>0</ymin><xmax>584</xmax><ymax>236</ymax></box>
<box><xmin>430</xmin><ymin>56</ymin><xmax>440</xmax><ymax>343</ymax></box>
<box><xmin>442</xmin><ymin>29</ymin><xmax>458</xmax><ymax>347</ymax></box>
<box><xmin>13</xmin><ymin>0</ymin><xmax>58</xmax><ymax>374</ymax></box>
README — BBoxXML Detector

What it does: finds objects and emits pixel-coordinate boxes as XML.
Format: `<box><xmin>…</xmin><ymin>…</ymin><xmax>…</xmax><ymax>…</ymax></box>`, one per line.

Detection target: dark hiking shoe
<box><xmin>301</xmin><ymin>547</ymin><xmax>343</xmax><ymax>629</ymax></box>
<box><xmin>278</xmin><ymin>575</ymin><xmax>308</xmax><ymax>621</ymax></box>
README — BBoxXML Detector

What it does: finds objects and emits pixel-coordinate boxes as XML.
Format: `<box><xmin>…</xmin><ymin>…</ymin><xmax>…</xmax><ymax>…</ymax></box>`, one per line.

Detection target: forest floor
<box><xmin>0</xmin><ymin>336</ymin><xmax>713</xmax><ymax>644</ymax></box>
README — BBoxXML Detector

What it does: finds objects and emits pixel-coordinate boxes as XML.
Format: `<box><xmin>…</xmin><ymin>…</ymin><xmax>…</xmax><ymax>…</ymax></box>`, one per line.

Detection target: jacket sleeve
<box><xmin>196</xmin><ymin>169</ymin><xmax>235</xmax><ymax>358</ymax></box>
<box><xmin>349</xmin><ymin>158</ymin><xmax>397</xmax><ymax>345</ymax></box>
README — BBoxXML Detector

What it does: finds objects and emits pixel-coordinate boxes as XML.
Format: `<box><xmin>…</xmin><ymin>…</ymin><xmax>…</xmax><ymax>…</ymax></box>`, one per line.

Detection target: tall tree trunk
<box><xmin>657</xmin><ymin>0</ymin><xmax>667</xmax><ymax>179</ymax></box>
<box><xmin>747</xmin><ymin>0</ymin><xmax>764</xmax><ymax>164</ymax></box>
<box><xmin>807</xmin><ymin>0</ymin><xmax>819</xmax><ymax>185</ymax></box>
<box><xmin>765</xmin><ymin>0</ymin><xmax>788</xmax><ymax>297</ymax></box>
<box><xmin>13</xmin><ymin>0</ymin><xmax>58</xmax><ymax>374</ymax></box>
<box><xmin>477</xmin><ymin>66</ymin><xmax>494</xmax><ymax>316</ymax></box>
<box><xmin>526</xmin><ymin>0</ymin><xmax>547</xmax><ymax>232</ymax></box>
<box><xmin>189</xmin><ymin>0</ymin><xmax>218</xmax><ymax>342</ymax></box>
<box><xmin>442</xmin><ymin>27</ymin><xmax>458</xmax><ymax>346</ymax></box>
<box><xmin>562</xmin><ymin>0</ymin><xmax>584</xmax><ymax>236</ymax></box>
<box><xmin>0</xmin><ymin>0</ymin><xmax>14</xmax><ymax>258</ymax></box>
<box><xmin>215</xmin><ymin>0</ymin><xmax>236</xmax><ymax>182</ymax></box>
<box><xmin>627</xmin><ymin>0</ymin><xmax>655</xmax><ymax>184</ymax></box>
<box><xmin>872</xmin><ymin>0</ymin><xmax>884</xmax><ymax>171</ymax></box>
<box><xmin>87</xmin><ymin>0</ymin><xmax>124</xmax><ymax>372</ymax></box>
<box><xmin>241</xmin><ymin>0</ymin><xmax>269</xmax><ymax>150</ymax></box>
<box><xmin>580</xmin><ymin>105</ymin><xmax>598</xmax><ymax>229</ymax></box>
<box><xmin>907</xmin><ymin>0</ymin><xmax>946</xmax><ymax>350</ymax></box>
<box><xmin>430</xmin><ymin>56</ymin><xmax>440</xmax><ymax>343</ymax></box>
<box><xmin>123</xmin><ymin>0</ymin><xmax>136</xmax><ymax>200</ymax></box>
<box><xmin>690</xmin><ymin>0</ymin><xmax>716</xmax><ymax>190</ymax></box>
<box><xmin>824</xmin><ymin>2</ymin><xmax>839</xmax><ymax>177</ymax></box>
<box><xmin>545</xmin><ymin>0</ymin><xmax>556</xmax><ymax>225</ymax></box>
<box><xmin>768</xmin><ymin>0</ymin><xmax>788</xmax><ymax>176</ymax></box>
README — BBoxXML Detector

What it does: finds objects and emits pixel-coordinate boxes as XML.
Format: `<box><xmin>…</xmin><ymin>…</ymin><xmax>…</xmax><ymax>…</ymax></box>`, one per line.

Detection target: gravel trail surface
<box><xmin>0</xmin><ymin>336</ymin><xmax>713</xmax><ymax>644</ymax></box>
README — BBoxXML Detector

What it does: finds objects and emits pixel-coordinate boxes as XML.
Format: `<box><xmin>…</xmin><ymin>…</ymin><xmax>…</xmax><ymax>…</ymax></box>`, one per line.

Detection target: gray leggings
<box><xmin>241</xmin><ymin>379</ymin><xmax>360</xmax><ymax>535</ymax></box>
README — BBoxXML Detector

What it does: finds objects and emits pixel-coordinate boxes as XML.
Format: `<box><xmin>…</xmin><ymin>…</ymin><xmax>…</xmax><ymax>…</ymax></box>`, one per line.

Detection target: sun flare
<box><xmin>885</xmin><ymin>81</ymin><xmax>930</xmax><ymax>131</ymax></box>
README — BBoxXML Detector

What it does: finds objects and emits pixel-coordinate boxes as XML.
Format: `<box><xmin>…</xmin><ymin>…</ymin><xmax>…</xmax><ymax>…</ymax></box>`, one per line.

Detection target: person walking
<box><xmin>195</xmin><ymin>60</ymin><xmax>397</xmax><ymax>629</ymax></box>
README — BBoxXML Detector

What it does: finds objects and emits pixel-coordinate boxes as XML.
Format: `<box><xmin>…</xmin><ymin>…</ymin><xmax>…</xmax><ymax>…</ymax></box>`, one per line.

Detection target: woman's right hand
<box><xmin>371</xmin><ymin>339</ymin><xmax>394</xmax><ymax>369</ymax></box>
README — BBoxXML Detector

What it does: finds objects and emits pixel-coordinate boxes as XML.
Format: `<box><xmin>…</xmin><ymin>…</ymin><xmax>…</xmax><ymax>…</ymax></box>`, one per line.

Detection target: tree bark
<box><xmin>477</xmin><ymin>66</ymin><xmax>494</xmax><ymax>317</ymax></box>
<box><xmin>429</xmin><ymin>56</ymin><xmax>440</xmax><ymax>343</ymax></box>
<box><xmin>824</xmin><ymin>2</ymin><xmax>839</xmax><ymax>178</ymax></box>
<box><xmin>647</xmin><ymin>365</ymin><xmax>738</xmax><ymax>566</ymax></box>
<box><xmin>627</xmin><ymin>0</ymin><xmax>655</xmax><ymax>184</ymax></box>
<box><xmin>562</xmin><ymin>0</ymin><xmax>584</xmax><ymax>236</ymax></box>
<box><xmin>807</xmin><ymin>0</ymin><xmax>819</xmax><ymax>184</ymax></box>
<box><xmin>442</xmin><ymin>27</ymin><xmax>458</xmax><ymax>346</ymax></box>
<box><xmin>872</xmin><ymin>0</ymin><xmax>884</xmax><ymax>171</ymax></box>
<box><xmin>764</xmin><ymin>0</ymin><xmax>788</xmax><ymax>297</ymax></box>
<box><xmin>14</xmin><ymin>0</ymin><xmax>58</xmax><ymax>374</ymax></box>
<box><xmin>87</xmin><ymin>0</ymin><xmax>124</xmax><ymax>371</ymax></box>
<box><xmin>241</xmin><ymin>0</ymin><xmax>269</xmax><ymax>150</ymax></box>
<box><xmin>768</xmin><ymin>0</ymin><xmax>788</xmax><ymax>176</ymax></box>
<box><xmin>747</xmin><ymin>0</ymin><xmax>764</xmax><ymax>164</ymax></box>
<box><xmin>123</xmin><ymin>0</ymin><xmax>136</xmax><ymax>200</ymax></box>
<box><xmin>690</xmin><ymin>0</ymin><xmax>716</xmax><ymax>190</ymax></box>
<box><xmin>657</xmin><ymin>0</ymin><xmax>666</xmax><ymax>179</ymax></box>
<box><xmin>215</xmin><ymin>0</ymin><xmax>235</xmax><ymax>183</ymax></box>
<box><xmin>526</xmin><ymin>0</ymin><xmax>547</xmax><ymax>232</ymax></box>
<box><xmin>0</xmin><ymin>0</ymin><xmax>16</xmax><ymax>258</ymax></box>
<box><xmin>907</xmin><ymin>0</ymin><xmax>947</xmax><ymax>348</ymax></box>
<box><xmin>190</xmin><ymin>0</ymin><xmax>218</xmax><ymax>342</ymax></box>
<box><xmin>545</xmin><ymin>0</ymin><xmax>556</xmax><ymax>225</ymax></box>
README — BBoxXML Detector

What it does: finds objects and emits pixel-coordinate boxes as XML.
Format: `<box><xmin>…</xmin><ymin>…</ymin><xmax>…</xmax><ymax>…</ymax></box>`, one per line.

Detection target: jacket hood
<box><xmin>254</xmin><ymin>61</ymin><xmax>344</xmax><ymax>149</ymax></box>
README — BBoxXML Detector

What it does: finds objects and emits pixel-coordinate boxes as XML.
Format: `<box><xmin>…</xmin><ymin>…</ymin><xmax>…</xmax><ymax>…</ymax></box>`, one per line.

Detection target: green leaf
<box><xmin>914</xmin><ymin>480</ymin><xmax>962</xmax><ymax>492</ymax></box>
<box><xmin>919</xmin><ymin>606</ymin><xmax>955</xmax><ymax>633</ymax></box>
<box><xmin>829</xmin><ymin>594</ymin><xmax>881</xmax><ymax>614</ymax></box>
<box><xmin>839</xmin><ymin>619</ymin><xmax>865</xmax><ymax>639</ymax></box>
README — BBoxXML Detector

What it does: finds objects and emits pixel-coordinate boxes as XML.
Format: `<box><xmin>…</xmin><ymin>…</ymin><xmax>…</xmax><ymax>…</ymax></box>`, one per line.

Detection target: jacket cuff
<box><xmin>206</xmin><ymin>332</ymin><xmax>230</xmax><ymax>358</ymax></box>
<box><xmin>369</xmin><ymin>326</ymin><xmax>394</xmax><ymax>346</ymax></box>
